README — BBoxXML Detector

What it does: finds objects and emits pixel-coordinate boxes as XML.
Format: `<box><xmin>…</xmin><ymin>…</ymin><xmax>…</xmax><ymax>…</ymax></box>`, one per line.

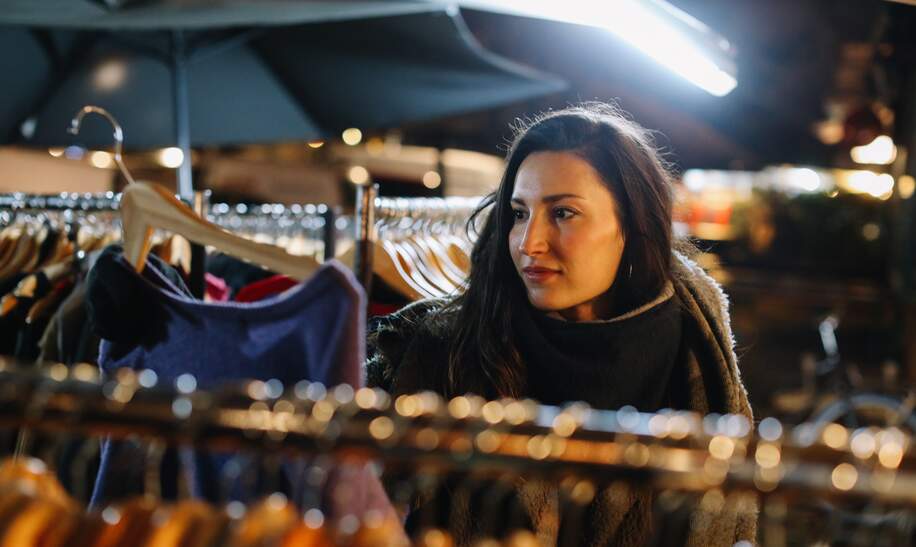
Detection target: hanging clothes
<box><xmin>234</xmin><ymin>274</ymin><xmax>298</xmax><ymax>303</ymax></box>
<box><xmin>86</xmin><ymin>246</ymin><xmax>390</xmax><ymax>520</ymax></box>
<box><xmin>205</xmin><ymin>251</ymin><xmax>277</xmax><ymax>299</ymax></box>
<box><xmin>204</xmin><ymin>272</ymin><xmax>230</xmax><ymax>302</ymax></box>
<box><xmin>88</xmin><ymin>246</ymin><xmax>364</xmax><ymax>387</ymax></box>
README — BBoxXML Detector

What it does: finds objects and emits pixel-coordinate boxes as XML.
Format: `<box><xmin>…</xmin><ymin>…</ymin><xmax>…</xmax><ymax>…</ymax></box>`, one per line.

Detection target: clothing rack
<box><xmin>1</xmin><ymin>358</ymin><xmax>913</xmax><ymax>508</ymax></box>
<box><xmin>0</xmin><ymin>192</ymin><xmax>121</xmax><ymax>213</ymax></box>
<box><xmin>0</xmin><ymin>191</ymin><xmax>342</xmax><ymax>260</ymax></box>
<box><xmin>207</xmin><ymin>201</ymin><xmax>338</xmax><ymax>262</ymax></box>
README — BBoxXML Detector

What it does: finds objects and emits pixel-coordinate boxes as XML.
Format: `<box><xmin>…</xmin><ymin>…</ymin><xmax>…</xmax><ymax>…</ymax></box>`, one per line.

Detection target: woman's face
<box><xmin>509</xmin><ymin>151</ymin><xmax>625</xmax><ymax>321</ymax></box>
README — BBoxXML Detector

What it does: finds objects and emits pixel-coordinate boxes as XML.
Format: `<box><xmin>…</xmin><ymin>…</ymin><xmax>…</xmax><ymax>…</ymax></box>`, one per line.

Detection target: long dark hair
<box><xmin>444</xmin><ymin>103</ymin><xmax>679</xmax><ymax>399</ymax></box>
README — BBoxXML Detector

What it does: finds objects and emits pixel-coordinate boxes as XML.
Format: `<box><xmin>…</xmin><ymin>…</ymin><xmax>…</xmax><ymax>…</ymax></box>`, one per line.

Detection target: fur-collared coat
<box><xmin>367</xmin><ymin>252</ymin><xmax>758</xmax><ymax>546</ymax></box>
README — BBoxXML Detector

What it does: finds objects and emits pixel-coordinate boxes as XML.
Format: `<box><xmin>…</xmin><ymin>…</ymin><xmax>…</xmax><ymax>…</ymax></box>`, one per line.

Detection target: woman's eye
<box><xmin>553</xmin><ymin>207</ymin><xmax>576</xmax><ymax>220</ymax></box>
<box><xmin>512</xmin><ymin>209</ymin><xmax>526</xmax><ymax>221</ymax></box>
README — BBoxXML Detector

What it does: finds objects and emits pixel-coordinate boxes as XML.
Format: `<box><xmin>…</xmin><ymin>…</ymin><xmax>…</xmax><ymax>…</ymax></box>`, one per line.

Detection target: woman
<box><xmin>367</xmin><ymin>103</ymin><xmax>756</xmax><ymax>546</ymax></box>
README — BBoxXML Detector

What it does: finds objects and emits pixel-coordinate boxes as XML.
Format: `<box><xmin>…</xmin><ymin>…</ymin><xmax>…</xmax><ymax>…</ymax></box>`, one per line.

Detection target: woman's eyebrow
<box><xmin>542</xmin><ymin>193</ymin><xmax>585</xmax><ymax>203</ymax></box>
<box><xmin>511</xmin><ymin>193</ymin><xmax>585</xmax><ymax>206</ymax></box>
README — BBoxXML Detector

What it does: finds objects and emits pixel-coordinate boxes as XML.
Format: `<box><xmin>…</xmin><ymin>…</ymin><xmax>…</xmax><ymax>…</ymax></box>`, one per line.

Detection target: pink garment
<box><xmin>204</xmin><ymin>272</ymin><xmax>230</xmax><ymax>302</ymax></box>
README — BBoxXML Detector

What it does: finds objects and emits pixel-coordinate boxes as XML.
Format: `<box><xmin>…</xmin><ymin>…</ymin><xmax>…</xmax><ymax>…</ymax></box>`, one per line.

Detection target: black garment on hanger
<box><xmin>85</xmin><ymin>244</ymin><xmax>191</xmax><ymax>351</ymax></box>
<box><xmin>205</xmin><ymin>251</ymin><xmax>274</xmax><ymax>298</ymax></box>
<box><xmin>14</xmin><ymin>279</ymin><xmax>75</xmax><ymax>361</ymax></box>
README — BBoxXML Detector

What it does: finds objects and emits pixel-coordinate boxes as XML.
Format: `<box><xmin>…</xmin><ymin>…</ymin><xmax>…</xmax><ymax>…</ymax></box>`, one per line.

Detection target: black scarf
<box><xmin>514</xmin><ymin>286</ymin><xmax>683</xmax><ymax>412</ymax></box>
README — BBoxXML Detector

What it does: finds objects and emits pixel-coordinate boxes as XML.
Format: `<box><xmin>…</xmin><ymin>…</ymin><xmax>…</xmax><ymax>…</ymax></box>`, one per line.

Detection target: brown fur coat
<box><xmin>366</xmin><ymin>252</ymin><xmax>758</xmax><ymax>546</ymax></box>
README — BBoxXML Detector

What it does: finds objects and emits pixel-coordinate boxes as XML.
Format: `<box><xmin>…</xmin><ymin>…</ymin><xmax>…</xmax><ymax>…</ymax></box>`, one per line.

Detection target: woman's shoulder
<box><xmin>366</xmin><ymin>297</ymin><xmax>458</xmax><ymax>392</ymax></box>
<box><xmin>670</xmin><ymin>251</ymin><xmax>731</xmax><ymax>333</ymax></box>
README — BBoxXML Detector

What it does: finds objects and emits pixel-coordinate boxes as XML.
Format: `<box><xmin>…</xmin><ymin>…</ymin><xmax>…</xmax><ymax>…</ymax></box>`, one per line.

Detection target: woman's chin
<box><xmin>526</xmin><ymin>294</ymin><xmax>566</xmax><ymax>313</ymax></box>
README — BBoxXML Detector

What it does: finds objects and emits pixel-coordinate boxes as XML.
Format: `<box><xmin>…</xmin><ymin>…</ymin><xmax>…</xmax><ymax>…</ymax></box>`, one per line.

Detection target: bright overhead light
<box><xmin>842</xmin><ymin>171</ymin><xmax>894</xmax><ymax>200</ymax></box>
<box><xmin>850</xmin><ymin>135</ymin><xmax>897</xmax><ymax>165</ymax></box>
<box><xmin>348</xmin><ymin>165</ymin><xmax>370</xmax><ymax>185</ymax></box>
<box><xmin>898</xmin><ymin>175</ymin><xmax>915</xmax><ymax>200</ymax></box>
<box><xmin>89</xmin><ymin>151</ymin><xmax>113</xmax><ymax>169</ymax></box>
<box><xmin>48</xmin><ymin>147</ymin><xmax>64</xmax><ymax>158</ymax></box>
<box><xmin>93</xmin><ymin>59</ymin><xmax>127</xmax><ymax>91</ymax></box>
<box><xmin>785</xmin><ymin>167</ymin><xmax>822</xmax><ymax>193</ymax></box>
<box><xmin>342</xmin><ymin>128</ymin><xmax>363</xmax><ymax>146</ymax></box>
<box><xmin>307</xmin><ymin>140</ymin><xmax>324</xmax><ymax>149</ymax></box>
<box><xmin>422</xmin><ymin>171</ymin><xmax>442</xmax><ymax>189</ymax></box>
<box><xmin>157</xmin><ymin>147</ymin><xmax>184</xmax><ymax>169</ymax></box>
<box><xmin>455</xmin><ymin>0</ymin><xmax>736</xmax><ymax>96</ymax></box>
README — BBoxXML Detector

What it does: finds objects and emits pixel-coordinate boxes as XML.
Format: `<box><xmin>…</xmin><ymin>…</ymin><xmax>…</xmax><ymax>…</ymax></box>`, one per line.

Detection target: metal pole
<box><xmin>171</xmin><ymin>30</ymin><xmax>194</xmax><ymax>200</ymax></box>
<box><xmin>321</xmin><ymin>206</ymin><xmax>337</xmax><ymax>262</ymax></box>
<box><xmin>354</xmin><ymin>183</ymin><xmax>378</xmax><ymax>293</ymax></box>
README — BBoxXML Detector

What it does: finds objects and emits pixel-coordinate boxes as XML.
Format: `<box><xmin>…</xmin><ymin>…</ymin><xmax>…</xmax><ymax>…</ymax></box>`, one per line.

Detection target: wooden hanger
<box><xmin>394</xmin><ymin>238</ymin><xmax>455</xmax><ymax>297</ymax></box>
<box><xmin>410</xmin><ymin>234</ymin><xmax>466</xmax><ymax>291</ymax></box>
<box><xmin>0</xmin><ymin>226</ymin><xmax>23</xmax><ymax>271</ymax></box>
<box><xmin>383</xmin><ymin>239</ymin><xmax>441</xmax><ymax>299</ymax></box>
<box><xmin>0</xmin><ymin>225</ymin><xmax>37</xmax><ymax>281</ymax></box>
<box><xmin>229</xmin><ymin>494</ymin><xmax>298</xmax><ymax>547</ymax></box>
<box><xmin>0</xmin><ymin>231</ymin><xmax>14</xmax><ymax>266</ymax></box>
<box><xmin>120</xmin><ymin>182</ymin><xmax>320</xmax><ymax>281</ymax></box>
<box><xmin>338</xmin><ymin>242</ymin><xmax>424</xmax><ymax>301</ymax></box>
<box><xmin>144</xmin><ymin>499</ymin><xmax>226</xmax><ymax>547</ymax></box>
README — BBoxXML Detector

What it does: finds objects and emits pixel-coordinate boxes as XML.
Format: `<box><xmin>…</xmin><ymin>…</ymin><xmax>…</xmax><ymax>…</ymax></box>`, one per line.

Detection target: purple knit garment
<box><xmin>98</xmin><ymin>256</ymin><xmax>364</xmax><ymax>388</ymax></box>
<box><xmin>91</xmin><ymin>255</ymin><xmax>393</xmax><ymax>521</ymax></box>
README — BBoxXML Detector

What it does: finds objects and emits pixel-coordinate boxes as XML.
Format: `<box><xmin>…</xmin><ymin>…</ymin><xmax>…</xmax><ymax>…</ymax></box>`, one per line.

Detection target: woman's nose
<box><xmin>519</xmin><ymin>218</ymin><xmax>548</xmax><ymax>256</ymax></box>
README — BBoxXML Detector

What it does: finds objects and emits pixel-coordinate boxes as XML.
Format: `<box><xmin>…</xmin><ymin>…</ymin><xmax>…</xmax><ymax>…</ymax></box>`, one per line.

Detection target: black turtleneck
<box><xmin>514</xmin><ymin>290</ymin><xmax>683</xmax><ymax>412</ymax></box>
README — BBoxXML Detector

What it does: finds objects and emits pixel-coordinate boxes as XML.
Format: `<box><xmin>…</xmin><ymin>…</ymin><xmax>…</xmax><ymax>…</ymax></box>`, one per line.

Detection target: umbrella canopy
<box><xmin>0</xmin><ymin>0</ymin><xmax>565</xmax><ymax>167</ymax></box>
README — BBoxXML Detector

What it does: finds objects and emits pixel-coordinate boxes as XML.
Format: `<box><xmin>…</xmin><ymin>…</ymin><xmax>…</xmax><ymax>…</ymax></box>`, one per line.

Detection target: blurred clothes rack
<box><xmin>0</xmin><ymin>193</ymin><xmax>121</xmax><ymax>364</ymax></box>
<box><xmin>0</xmin><ymin>360</ymin><xmax>914</xmax><ymax>546</ymax></box>
<box><xmin>0</xmin><ymin>192</ymin><xmax>346</xmax><ymax>366</ymax></box>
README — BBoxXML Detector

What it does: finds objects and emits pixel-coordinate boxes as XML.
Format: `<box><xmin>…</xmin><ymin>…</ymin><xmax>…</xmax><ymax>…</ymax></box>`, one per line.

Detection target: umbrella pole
<box><xmin>171</xmin><ymin>30</ymin><xmax>206</xmax><ymax>298</ymax></box>
<box><xmin>171</xmin><ymin>30</ymin><xmax>194</xmax><ymax>201</ymax></box>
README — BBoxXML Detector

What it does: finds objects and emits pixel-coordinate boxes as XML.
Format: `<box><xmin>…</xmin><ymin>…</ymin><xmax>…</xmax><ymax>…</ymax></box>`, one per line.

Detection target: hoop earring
<box><xmin>628</xmin><ymin>263</ymin><xmax>633</xmax><ymax>279</ymax></box>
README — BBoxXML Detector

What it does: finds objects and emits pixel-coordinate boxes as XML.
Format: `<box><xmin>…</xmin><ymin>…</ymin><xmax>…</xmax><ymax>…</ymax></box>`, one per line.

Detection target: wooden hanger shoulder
<box><xmin>120</xmin><ymin>183</ymin><xmax>319</xmax><ymax>282</ymax></box>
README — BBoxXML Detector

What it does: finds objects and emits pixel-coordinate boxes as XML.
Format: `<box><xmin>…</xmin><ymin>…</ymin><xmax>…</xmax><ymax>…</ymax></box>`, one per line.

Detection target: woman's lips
<box><xmin>522</xmin><ymin>267</ymin><xmax>559</xmax><ymax>283</ymax></box>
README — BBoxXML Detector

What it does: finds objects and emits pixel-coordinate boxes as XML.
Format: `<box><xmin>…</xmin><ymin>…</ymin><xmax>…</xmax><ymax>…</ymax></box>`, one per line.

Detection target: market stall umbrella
<box><xmin>0</xmin><ymin>0</ymin><xmax>565</xmax><ymax>196</ymax></box>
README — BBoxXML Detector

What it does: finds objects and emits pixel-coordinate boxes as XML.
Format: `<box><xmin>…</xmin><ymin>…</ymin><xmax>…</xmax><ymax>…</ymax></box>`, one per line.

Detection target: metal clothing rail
<box><xmin>1</xmin><ymin>358</ymin><xmax>914</xmax><ymax>507</ymax></box>
<box><xmin>0</xmin><ymin>192</ymin><xmax>122</xmax><ymax>212</ymax></box>
<box><xmin>207</xmin><ymin>201</ymin><xmax>338</xmax><ymax>261</ymax></box>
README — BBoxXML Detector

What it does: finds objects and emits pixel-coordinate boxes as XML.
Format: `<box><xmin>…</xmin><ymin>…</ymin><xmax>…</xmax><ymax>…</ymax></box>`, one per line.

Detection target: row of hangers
<box><xmin>0</xmin><ymin>455</ymin><xmax>408</xmax><ymax>547</ymax></box>
<box><xmin>0</xmin><ymin>196</ymin><xmax>119</xmax><ymax>282</ymax></box>
<box><xmin>338</xmin><ymin>196</ymin><xmax>475</xmax><ymax>300</ymax></box>
<box><xmin>0</xmin><ymin>196</ymin><xmax>207</xmax><ymax>319</ymax></box>
<box><xmin>0</xmin><ymin>198</ymin><xmax>120</xmax><ymax>337</ymax></box>
<box><xmin>0</xmin><ymin>188</ymin><xmax>478</xmax><ymax>314</ymax></box>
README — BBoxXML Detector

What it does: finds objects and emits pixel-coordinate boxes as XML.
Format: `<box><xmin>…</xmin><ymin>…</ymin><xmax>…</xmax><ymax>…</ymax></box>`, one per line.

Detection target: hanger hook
<box><xmin>68</xmin><ymin>105</ymin><xmax>137</xmax><ymax>185</ymax></box>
